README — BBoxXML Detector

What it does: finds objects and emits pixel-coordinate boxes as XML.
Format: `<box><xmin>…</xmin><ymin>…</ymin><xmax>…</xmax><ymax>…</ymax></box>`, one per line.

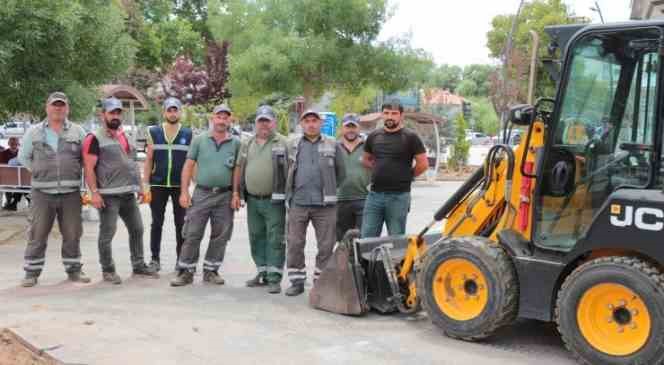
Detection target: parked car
<box><xmin>492</xmin><ymin>129</ymin><xmax>523</xmax><ymax>146</ymax></box>
<box><xmin>0</xmin><ymin>121</ymin><xmax>31</xmax><ymax>138</ymax></box>
<box><xmin>465</xmin><ymin>131</ymin><xmax>491</xmax><ymax>145</ymax></box>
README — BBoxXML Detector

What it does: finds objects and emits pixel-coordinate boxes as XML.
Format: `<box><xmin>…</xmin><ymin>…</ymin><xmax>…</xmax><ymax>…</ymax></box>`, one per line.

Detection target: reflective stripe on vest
<box><xmin>152</xmin><ymin>144</ymin><xmax>190</xmax><ymax>152</ymax></box>
<box><xmin>31</xmin><ymin>179</ymin><xmax>81</xmax><ymax>189</ymax></box>
<box><xmin>98</xmin><ymin>185</ymin><xmax>140</xmax><ymax>194</ymax></box>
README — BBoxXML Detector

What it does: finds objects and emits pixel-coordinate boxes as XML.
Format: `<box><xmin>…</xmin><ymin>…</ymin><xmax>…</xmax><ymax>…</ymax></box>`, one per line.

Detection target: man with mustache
<box><xmin>171</xmin><ymin>104</ymin><xmax>240</xmax><ymax>287</ymax></box>
<box><xmin>336</xmin><ymin>114</ymin><xmax>371</xmax><ymax>241</ymax></box>
<box><xmin>83</xmin><ymin>97</ymin><xmax>158</xmax><ymax>284</ymax></box>
<box><xmin>233</xmin><ymin>105</ymin><xmax>288</xmax><ymax>294</ymax></box>
<box><xmin>143</xmin><ymin>97</ymin><xmax>192</xmax><ymax>272</ymax></box>
<box><xmin>17</xmin><ymin>92</ymin><xmax>89</xmax><ymax>287</ymax></box>
<box><xmin>1</xmin><ymin>137</ymin><xmax>24</xmax><ymax>211</ymax></box>
<box><xmin>283</xmin><ymin>109</ymin><xmax>346</xmax><ymax>296</ymax></box>
<box><xmin>361</xmin><ymin>100</ymin><xmax>428</xmax><ymax>238</ymax></box>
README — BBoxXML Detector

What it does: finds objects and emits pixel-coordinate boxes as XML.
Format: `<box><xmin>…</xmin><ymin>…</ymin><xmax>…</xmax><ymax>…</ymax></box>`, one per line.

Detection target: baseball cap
<box><xmin>255</xmin><ymin>105</ymin><xmax>276</xmax><ymax>122</ymax></box>
<box><xmin>47</xmin><ymin>92</ymin><xmax>69</xmax><ymax>106</ymax></box>
<box><xmin>213</xmin><ymin>104</ymin><xmax>232</xmax><ymax>115</ymax></box>
<box><xmin>101</xmin><ymin>97</ymin><xmax>123</xmax><ymax>112</ymax></box>
<box><xmin>163</xmin><ymin>97</ymin><xmax>182</xmax><ymax>111</ymax></box>
<box><xmin>300</xmin><ymin>109</ymin><xmax>321</xmax><ymax>120</ymax></box>
<box><xmin>342</xmin><ymin>113</ymin><xmax>360</xmax><ymax>126</ymax></box>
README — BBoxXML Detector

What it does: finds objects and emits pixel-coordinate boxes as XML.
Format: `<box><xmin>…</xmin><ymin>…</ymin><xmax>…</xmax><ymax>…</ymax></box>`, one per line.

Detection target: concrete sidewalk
<box><xmin>0</xmin><ymin>183</ymin><xmax>574</xmax><ymax>365</ymax></box>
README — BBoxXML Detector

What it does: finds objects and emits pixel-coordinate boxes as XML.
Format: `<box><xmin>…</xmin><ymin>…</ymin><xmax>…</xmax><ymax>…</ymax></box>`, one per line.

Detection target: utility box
<box><xmin>320</xmin><ymin>112</ymin><xmax>337</xmax><ymax>137</ymax></box>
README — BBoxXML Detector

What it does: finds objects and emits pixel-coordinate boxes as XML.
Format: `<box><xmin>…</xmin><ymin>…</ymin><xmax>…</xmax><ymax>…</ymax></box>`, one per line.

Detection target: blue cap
<box><xmin>342</xmin><ymin>113</ymin><xmax>360</xmax><ymax>126</ymax></box>
<box><xmin>102</xmin><ymin>97</ymin><xmax>123</xmax><ymax>112</ymax></box>
<box><xmin>255</xmin><ymin>105</ymin><xmax>276</xmax><ymax>122</ymax></box>
<box><xmin>163</xmin><ymin>97</ymin><xmax>182</xmax><ymax>111</ymax></box>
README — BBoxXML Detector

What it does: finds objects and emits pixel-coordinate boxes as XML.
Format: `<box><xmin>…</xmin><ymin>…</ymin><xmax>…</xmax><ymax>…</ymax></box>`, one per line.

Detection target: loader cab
<box><xmin>534</xmin><ymin>25</ymin><xmax>663</xmax><ymax>251</ymax></box>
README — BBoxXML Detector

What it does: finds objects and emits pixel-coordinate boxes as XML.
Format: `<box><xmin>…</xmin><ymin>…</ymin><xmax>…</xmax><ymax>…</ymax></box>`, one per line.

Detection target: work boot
<box><xmin>203</xmin><ymin>271</ymin><xmax>225</xmax><ymax>285</ymax></box>
<box><xmin>68</xmin><ymin>271</ymin><xmax>91</xmax><ymax>283</ymax></box>
<box><xmin>148</xmin><ymin>259</ymin><xmax>161</xmax><ymax>273</ymax></box>
<box><xmin>170</xmin><ymin>271</ymin><xmax>194</xmax><ymax>287</ymax></box>
<box><xmin>21</xmin><ymin>275</ymin><xmax>38</xmax><ymax>287</ymax></box>
<box><xmin>133</xmin><ymin>263</ymin><xmax>159</xmax><ymax>278</ymax></box>
<box><xmin>103</xmin><ymin>272</ymin><xmax>122</xmax><ymax>285</ymax></box>
<box><xmin>245</xmin><ymin>273</ymin><xmax>267</xmax><ymax>287</ymax></box>
<box><xmin>267</xmin><ymin>282</ymin><xmax>281</xmax><ymax>294</ymax></box>
<box><xmin>285</xmin><ymin>282</ymin><xmax>305</xmax><ymax>296</ymax></box>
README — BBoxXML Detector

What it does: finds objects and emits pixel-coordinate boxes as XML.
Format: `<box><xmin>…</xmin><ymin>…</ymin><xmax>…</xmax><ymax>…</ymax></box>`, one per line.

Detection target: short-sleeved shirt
<box><xmin>240</xmin><ymin>134</ymin><xmax>280</xmax><ymax>196</ymax></box>
<box><xmin>364</xmin><ymin>128</ymin><xmax>426</xmax><ymax>193</ymax></box>
<box><xmin>187</xmin><ymin>132</ymin><xmax>240</xmax><ymax>188</ymax></box>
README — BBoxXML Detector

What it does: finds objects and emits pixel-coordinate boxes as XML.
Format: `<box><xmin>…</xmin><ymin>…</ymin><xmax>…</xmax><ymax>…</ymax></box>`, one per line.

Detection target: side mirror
<box><xmin>509</xmin><ymin>104</ymin><xmax>535</xmax><ymax>126</ymax></box>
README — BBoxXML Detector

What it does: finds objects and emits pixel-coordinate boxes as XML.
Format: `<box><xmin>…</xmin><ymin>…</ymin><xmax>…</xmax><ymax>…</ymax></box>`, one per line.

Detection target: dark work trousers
<box><xmin>336</xmin><ymin>199</ymin><xmax>365</xmax><ymax>241</ymax></box>
<box><xmin>149</xmin><ymin>186</ymin><xmax>185</xmax><ymax>262</ymax></box>
<box><xmin>97</xmin><ymin>193</ymin><xmax>146</xmax><ymax>273</ymax></box>
<box><xmin>286</xmin><ymin>204</ymin><xmax>337</xmax><ymax>284</ymax></box>
<box><xmin>177</xmin><ymin>188</ymin><xmax>234</xmax><ymax>273</ymax></box>
<box><xmin>24</xmin><ymin>190</ymin><xmax>83</xmax><ymax>277</ymax></box>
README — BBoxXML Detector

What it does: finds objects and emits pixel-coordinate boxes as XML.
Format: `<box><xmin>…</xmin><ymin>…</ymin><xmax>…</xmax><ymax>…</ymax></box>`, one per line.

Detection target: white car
<box><xmin>465</xmin><ymin>131</ymin><xmax>491</xmax><ymax>145</ymax></box>
<box><xmin>0</xmin><ymin>121</ymin><xmax>30</xmax><ymax>138</ymax></box>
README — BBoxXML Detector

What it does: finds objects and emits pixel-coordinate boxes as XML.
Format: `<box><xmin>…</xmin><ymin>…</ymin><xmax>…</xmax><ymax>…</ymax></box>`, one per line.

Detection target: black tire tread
<box><xmin>555</xmin><ymin>256</ymin><xmax>664</xmax><ymax>365</ymax></box>
<box><xmin>418</xmin><ymin>236</ymin><xmax>519</xmax><ymax>341</ymax></box>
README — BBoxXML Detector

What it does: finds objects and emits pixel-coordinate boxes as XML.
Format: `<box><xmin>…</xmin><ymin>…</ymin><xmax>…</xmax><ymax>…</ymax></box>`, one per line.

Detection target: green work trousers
<box><xmin>247</xmin><ymin>195</ymin><xmax>286</xmax><ymax>283</ymax></box>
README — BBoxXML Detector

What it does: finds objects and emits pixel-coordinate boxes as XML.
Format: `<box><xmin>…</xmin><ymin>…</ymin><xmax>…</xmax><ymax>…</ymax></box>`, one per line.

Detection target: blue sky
<box><xmin>379</xmin><ymin>0</ymin><xmax>633</xmax><ymax>66</ymax></box>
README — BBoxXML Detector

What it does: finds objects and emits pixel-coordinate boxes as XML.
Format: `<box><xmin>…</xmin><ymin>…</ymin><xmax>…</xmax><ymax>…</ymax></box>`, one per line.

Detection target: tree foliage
<box><xmin>469</xmin><ymin>97</ymin><xmax>500</xmax><ymax>136</ymax></box>
<box><xmin>209</xmin><ymin>0</ymin><xmax>432</xmax><ymax>106</ymax></box>
<box><xmin>0</xmin><ymin>0</ymin><xmax>136</xmax><ymax>119</ymax></box>
<box><xmin>427</xmin><ymin>64</ymin><xmax>463</xmax><ymax>91</ymax></box>
<box><xmin>329</xmin><ymin>87</ymin><xmax>379</xmax><ymax>121</ymax></box>
<box><xmin>449</xmin><ymin>113</ymin><xmax>470</xmax><ymax>170</ymax></box>
<box><xmin>486</xmin><ymin>0</ymin><xmax>588</xmax><ymax>108</ymax></box>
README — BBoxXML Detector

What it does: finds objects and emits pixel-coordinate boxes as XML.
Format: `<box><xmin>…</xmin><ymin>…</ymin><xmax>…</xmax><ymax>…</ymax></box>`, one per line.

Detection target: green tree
<box><xmin>455</xmin><ymin>80</ymin><xmax>479</xmax><ymax>98</ymax></box>
<box><xmin>486</xmin><ymin>0</ymin><xmax>588</xmax><ymax>101</ymax></box>
<box><xmin>469</xmin><ymin>97</ymin><xmax>500</xmax><ymax>136</ymax></box>
<box><xmin>0</xmin><ymin>0</ymin><xmax>136</xmax><ymax>119</ymax></box>
<box><xmin>461</xmin><ymin>64</ymin><xmax>495</xmax><ymax>97</ymax></box>
<box><xmin>329</xmin><ymin>87</ymin><xmax>379</xmax><ymax>121</ymax></box>
<box><xmin>449</xmin><ymin>113</ymin><xmax>470</xmax><ymax>170</ymax></box>
<box><xmin>209</xmin><ymin>0</ymin><xmax>431</xmax><ymax>106</ymax></box>
<box><xmin>428</xmin><ymin>64</ymin><xmax>463</xmax><ymax>91</ymax></box>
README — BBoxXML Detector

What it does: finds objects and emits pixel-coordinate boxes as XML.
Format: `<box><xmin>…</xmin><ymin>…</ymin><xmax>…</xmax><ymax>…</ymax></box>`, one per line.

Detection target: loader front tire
<box><xmin>417</xmin><ymin>236</ymin><xmax>518</xmax><ymax>340</ymax></box>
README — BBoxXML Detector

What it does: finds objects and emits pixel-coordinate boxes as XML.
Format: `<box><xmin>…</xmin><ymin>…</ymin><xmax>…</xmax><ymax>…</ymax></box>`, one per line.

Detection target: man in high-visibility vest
<box><xmin>143</xmin><ymin>97</ymin><xmax>192</xmax><ymax>272</ymax></box>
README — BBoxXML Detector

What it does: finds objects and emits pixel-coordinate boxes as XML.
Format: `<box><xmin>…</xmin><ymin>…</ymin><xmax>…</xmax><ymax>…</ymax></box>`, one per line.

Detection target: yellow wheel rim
<box><xmin>432</xmin><ymin>258</ymin><xmax>489</xmax><ymax>321</ymax></box>
<box><xmin>577</xmin><ymin>283</ymin><xmax>651</xmax><ymax>356</ymax></box>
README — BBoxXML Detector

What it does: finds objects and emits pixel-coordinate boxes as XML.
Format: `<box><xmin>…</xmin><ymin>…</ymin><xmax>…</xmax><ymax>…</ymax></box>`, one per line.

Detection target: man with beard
<box><xmin>336</xmin><ymin>114</ymin><xmax>371</xmax><ymax>241</ymax></box>
<box><xmin>83</xmin><ymin>97</ymin><xmax>158</xmax><ymax>284</ymax></box>
<box><xmin>361</xmin><ymin>100</ymin><xmax>428</xmax><ymax>238</ymax></box>
<box><xmin>1</xmin><ymin>137</ymin><xmax>25</xmax><ymax>210</ymax></box>
<box><xmin>17</xmin><ymin>92</ymin><xmax>89</xmax><ymax>287</ymax></box>
<box><xmin>171</xmin><ymin>104</ymin><xmax>240</xmax><ymax>287</ymax></box>
<box><xmin>283</xmin><ymin>110</ymin><xmax>346</xmax><ymax>296</ymax></box>
<box><xmin>232</xmin><ymin>105</ymin><xmax>288</xmax><ymax>294</ymax></box>
<box><xmin>143</xmin><ymin>97</ymin><xmax>192</xmax><ymax>272</ymax></box>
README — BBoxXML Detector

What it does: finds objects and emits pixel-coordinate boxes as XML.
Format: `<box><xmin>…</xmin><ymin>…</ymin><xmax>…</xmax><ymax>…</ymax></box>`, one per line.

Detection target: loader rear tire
<box><xmin>556</xmin><ymin>256</ymin><xmax>664</xmax><ymax>365</ymax></box>
<box><xmin>417</xmin><ymin>236</ymin><xmax>518</xmax><ymax>340</ymax></box>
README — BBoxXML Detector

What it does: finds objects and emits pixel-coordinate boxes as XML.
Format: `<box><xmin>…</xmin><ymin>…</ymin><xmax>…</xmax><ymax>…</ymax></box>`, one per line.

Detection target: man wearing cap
<box><xmin>171</xmin><ymin>104</ymin><xmax>241</xmax><ymax>287</ymax></box>
<box><xmin>143</xmin><ymin>97</ymin><xmax>192</xmax><ymax>272</ymax></box>
<box><xmin>17</xmin><ymin>92</ymin><xmax>89</xmax><ymax>287</ymax></box>
<box><xmin>336</xmin><ymin>114</ymin><xmax>371</xmax><ymax>241</ymax></box>
<box><xmin>283</xmin><ymin>109</ymin><xmax>345</xmax><ymax>296</ymax></box>
<box><xmin>361</xmin><ymin>100</ymin><xmax>428</xmax><ymax>238</ymax></box>
<box><xmin>83</xmin><ymin>97</ymin><xmax>158</xmax><ymax>284</ymax></box>
<box><xmin>232</xmin><ymin>105</ymin><xmax>288</xmax><ymax>294</ymax></box>
<box><xmin>1</xmin><ymin>137</ymin><xmax>25</xmax><ymax>211</ymax></box>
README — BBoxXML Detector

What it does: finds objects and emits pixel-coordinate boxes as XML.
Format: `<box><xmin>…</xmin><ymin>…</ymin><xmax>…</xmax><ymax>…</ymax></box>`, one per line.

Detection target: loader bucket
<box><xmin>311</xmin><ymin>229</ymin><xmax>443</xmax><ymax>315</ymax></box>
<box><xmin>309</xmin><ymin>230</ymin><xmax>368</xmax><ymax>315</ymax></box>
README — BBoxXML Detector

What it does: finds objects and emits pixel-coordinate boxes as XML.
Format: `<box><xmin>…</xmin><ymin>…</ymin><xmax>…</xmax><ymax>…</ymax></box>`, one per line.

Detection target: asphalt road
<box><xmin>0</xmin><ymin>182</ymin><xmax>576</xmax><ymax>365</ymax></box>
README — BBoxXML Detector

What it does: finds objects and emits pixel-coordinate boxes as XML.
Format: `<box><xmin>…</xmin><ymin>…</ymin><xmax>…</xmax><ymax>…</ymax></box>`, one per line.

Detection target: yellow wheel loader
<box><xmin>312</xmin><ymin>21</ymin><xmax>664</xmax><ymax>365</ymax></box>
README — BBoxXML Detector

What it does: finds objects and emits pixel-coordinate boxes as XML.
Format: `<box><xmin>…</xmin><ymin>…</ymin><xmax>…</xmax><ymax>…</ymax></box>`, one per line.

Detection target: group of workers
<box><xmin>16</xmin><ymin>91</ymin><xmax>428</xmax><ymax>297</ymax></box>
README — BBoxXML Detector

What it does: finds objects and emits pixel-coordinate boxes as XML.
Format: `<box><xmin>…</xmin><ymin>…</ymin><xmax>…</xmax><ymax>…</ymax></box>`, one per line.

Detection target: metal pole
<box><xmin>528</xmin><ymin>30</ymin><xmax>540</xmax><ymax>105</ymax></box>
<box><xmin>594</xmin><ymin>1</ymin><xmax>605</xmax><ymax>24</ymax></box>
<box><xmin>500</xmin><ymin>0</ymin><xmax>526</xmax><ymax>126</ymax></box>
